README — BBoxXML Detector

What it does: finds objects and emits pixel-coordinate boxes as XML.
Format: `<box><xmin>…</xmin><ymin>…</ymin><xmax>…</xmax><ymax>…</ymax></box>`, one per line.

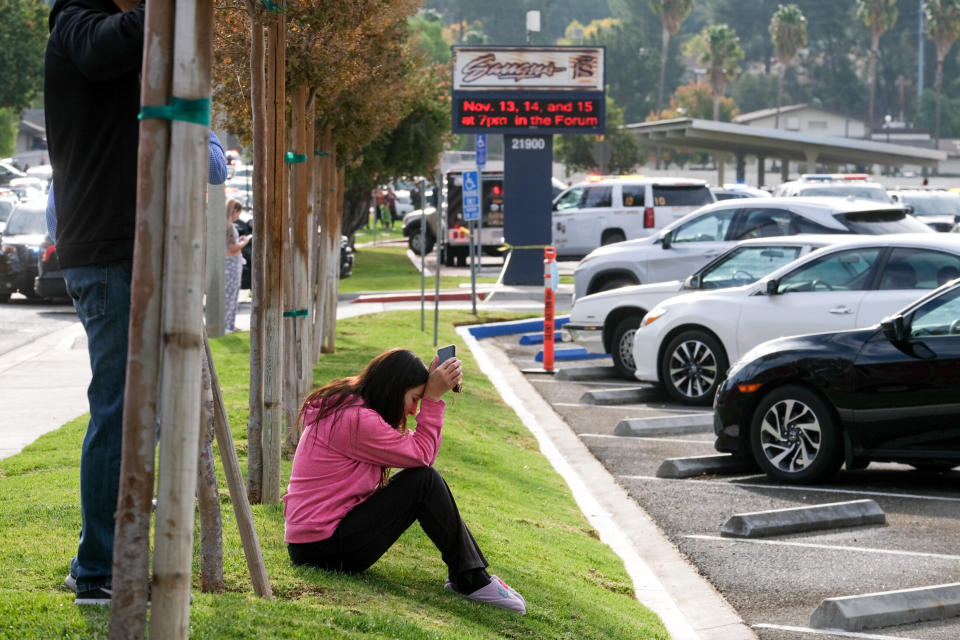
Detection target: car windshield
<box><xmin>835</xmin><ymin>210</ymin><xmax>932</xmax><ymax>233</ymax></box>
<box><xmin>0</xmin><ymin>200</ymin><xmax>13</xmax><ymax>223</ymax></box>
<box><xmin>797</xmin><ymin>185</ymin><xmax>891</xmax><ymax>202</ymax></box>
<box><xmin>3</xmin><ymin>205</ymin><xmax>46</xmax><ymax>235</ymax></box>
<box><xmin>899</xmin><ymin>192</ymin><xmax>960</xmax><ymax>217</ymax></box>
<box><xmin>697</xmin><ymin>246</ymin><xmax>803</xmax><ymax>289</ymax></box>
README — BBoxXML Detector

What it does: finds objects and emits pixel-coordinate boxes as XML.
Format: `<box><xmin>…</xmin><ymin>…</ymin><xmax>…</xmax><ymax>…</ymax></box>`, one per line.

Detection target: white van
<box><xmin>551</xmin><ymin>176</ymin><xmax>714</xmax><ymax>258</ymax></box>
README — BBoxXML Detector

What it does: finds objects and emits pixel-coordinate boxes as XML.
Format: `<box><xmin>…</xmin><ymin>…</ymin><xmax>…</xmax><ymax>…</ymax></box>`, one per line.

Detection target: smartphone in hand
<box><xmin>437</xmin><ymin>344</ymin><xmax>462</xmax><ymax>393</ymax></box>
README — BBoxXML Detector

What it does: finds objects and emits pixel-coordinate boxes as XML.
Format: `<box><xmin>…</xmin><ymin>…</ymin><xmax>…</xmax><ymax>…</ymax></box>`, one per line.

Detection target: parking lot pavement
<box><xmin>484</xmin><ymin>331</ymin><xmax>960</xmax><ymax>640</ymax></box>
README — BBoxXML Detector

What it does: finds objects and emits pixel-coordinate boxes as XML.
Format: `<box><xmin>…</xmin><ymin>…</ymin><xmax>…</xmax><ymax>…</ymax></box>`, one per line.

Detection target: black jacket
<box><xmin>44</xmin><ymin>0</ymin><xmax>144</xmax><ymax>268</ymax></box>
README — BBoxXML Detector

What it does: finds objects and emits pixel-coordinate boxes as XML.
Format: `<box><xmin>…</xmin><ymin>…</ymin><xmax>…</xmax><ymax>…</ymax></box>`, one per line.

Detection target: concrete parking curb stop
<box><xmin>720</xmin><ymin>499</ymin><xmax>886</xmax><ymax>538</ymax></box>
<box><xmin>656</xmin><ymin>454</ymin><xmax>757</xmax><ymax>479</ymax></box>
<box><xmin>461</xmin><ymin>325</ymin><xmax>757</xmax><ymax>640</ymax></box>
<box><xmin>614</xmin><ymin>413</ymin><xmax>712</xmax><ymax>435</ymax></box>
<box><xmin>810</xmin><ymin>582</ymin><xmax>960</xmax><ymax>631</ymax></box>
<box><xmin>556</xmin><ymin>365</ymin><xmax>618</xmax><ymax>380</ymax></box>
<box><xmin>581</xmin><ymin>386</ymin><xmax>663</xmax><ymax>405</ymax></box>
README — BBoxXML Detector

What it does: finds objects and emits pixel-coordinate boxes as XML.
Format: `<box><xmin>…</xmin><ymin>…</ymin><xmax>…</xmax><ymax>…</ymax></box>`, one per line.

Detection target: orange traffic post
<box><xmin>543</xmin><ymin>246</ymin><xmax>557</xmax><ymax>372</ymax></box>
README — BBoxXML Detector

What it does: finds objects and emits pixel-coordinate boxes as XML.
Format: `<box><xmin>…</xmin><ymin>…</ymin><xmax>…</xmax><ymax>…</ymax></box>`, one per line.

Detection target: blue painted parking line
<box><xmin>518</xmin><ymin>331</ymin><xmax>562</xmax><ymax>345</ymax></box>
<box><xmin>467</xmin><ymin>315</ymin><xmax>569</xmax><ymax>339</ymax></box>
<box><xmin>535</xmin><ymin>347</ymin><xmax>609</xmax><ymax>362</ymax></box>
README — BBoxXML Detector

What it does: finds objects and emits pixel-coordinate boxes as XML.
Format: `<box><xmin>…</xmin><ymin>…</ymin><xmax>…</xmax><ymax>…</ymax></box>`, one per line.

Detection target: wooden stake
<box><xmin>322</xmin><ymin>165</ymin><xmax>345</xmax><ymax>354</ymax></box>
<box><xmin>149</xmin><ymin>0</ymin><xmax>213</xmax><ymax>634</ymax></box>
<box><xmin>203</xmin><ymin>332</ymin><xmax>273</xmax><ymax>598</ymax></box>
<box><xmin>109</xmin><ymin>0</ymin><xmax>172</xmax><ymax>635</ymax></box>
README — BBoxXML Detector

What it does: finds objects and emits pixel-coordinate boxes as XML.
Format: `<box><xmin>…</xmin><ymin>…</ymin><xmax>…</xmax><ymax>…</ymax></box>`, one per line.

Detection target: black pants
<box><xmin>288</xmin><ymin>466</ymin><xmax>488</xmax><ymax>577</ymax></box>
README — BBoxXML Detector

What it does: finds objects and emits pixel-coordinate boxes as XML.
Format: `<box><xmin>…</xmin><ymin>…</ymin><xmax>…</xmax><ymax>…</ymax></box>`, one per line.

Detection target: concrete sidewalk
<box><xmin>0</xmin><ymin>287</ymin><xmax>751</xmax><ymax>640</ymax></box>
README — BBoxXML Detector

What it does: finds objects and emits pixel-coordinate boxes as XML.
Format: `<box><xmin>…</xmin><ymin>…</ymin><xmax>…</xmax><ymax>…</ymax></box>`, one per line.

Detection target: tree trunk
<box><xmin>197</xmin><ymin>355</ymin><xmax>224</xmax><ymax>593</ymax></box>
<box><xmin>260</xmin><ymin>16</ymin><xmax>286</xmax><ymax>503</ymax></box>
<box><xmin>109</xmin><ymin>0</ymin><xmax>172</xmax><ymax>635</ymax></box>
<box><xmin>322</xmin><ymin>167</ymin><xmax>345</xmax><ymax>355</ymax></box>
<box><xmin>246</xmin><ymin>18</ymin><xmax>267</xmax><ymax>504</ymax></box>
<box><xmin>300</xmin><ymin>90</ymin><xmax>316</xmax><ymax>402</ymax></box>
<box><xmin>712</xmin><ymin>93</ymin><xmax>721</xmax><ymax>121</ymax></box>
<box><xmin>657</xmin><ymin>25</ymin><xmax>669</xmax><ymax>114</ymax></box>
<box><xmin>935</xmin><ymin>57</ymin><xmax>944</xmax><ymax>151</ymax></box>
<box><xmin>868</xmin><ymin>31</ymin><xmax>879</xmax><ymax>136</ymax></box>
<box><xmin>283</xmin><ymin>85</ymin><xmax>311</xmax><ymax>457</ymax></box>
<box><xmin>317</xmin><ymin>131</ymin><xmax>338</xmax><ymax>356</ymax></box>
<box><xmin>775</xmin><ymin>67</ymin><xmax>784</xmax><ymax>128</ymax></box>
<box><xmin>149</xmin><ymin>0</ymin><xmax>213</xmax><ymax>634</ymax></box>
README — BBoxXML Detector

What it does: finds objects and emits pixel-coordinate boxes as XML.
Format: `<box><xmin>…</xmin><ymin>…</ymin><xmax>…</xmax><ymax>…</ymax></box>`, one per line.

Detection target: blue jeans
<box><xmin>64</xmin><ymin>261</ymin><xmax>132</xmax><ymax>591</ymax></box>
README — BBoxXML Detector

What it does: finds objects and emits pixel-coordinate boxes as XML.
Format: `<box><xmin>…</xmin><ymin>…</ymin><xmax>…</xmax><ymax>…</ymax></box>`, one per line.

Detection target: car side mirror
<box><xmin>766</xmin><ymin>279</ymin><xmax>780</xmax><ymax>295</ymax></box>
<box><xmin>661</xmin><ymin>231</ymin><xmax>673</xmax><ymax>250</ymax></box>
<box><xmin>686</xmin><ymin>274</ymin><xmax>701</xmax><ymax>289</ymax></box>
<box><xmin>954</xmin><ymin>214</ymin><xmax>960</xmax><ymax>223</ymax></box>
<box><xmin>881</xmin><ymin>314</ymin><xmax>907</xmax><ymax>342</ymax></box>
<box><xmin>904</xmin><ymin>205</ymin><xmax>915</xmax><ymax>215</ymax></box>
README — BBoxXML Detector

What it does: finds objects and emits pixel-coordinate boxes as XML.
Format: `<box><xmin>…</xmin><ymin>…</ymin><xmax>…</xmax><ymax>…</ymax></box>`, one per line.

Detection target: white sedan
<box><xmin>632</xmin><ymin>233</ymin><xmax>960</xmax><ymax>405</ymax></box>
<box><xmin>562</xmin><ymin>235</ymin><xmax>846</xmax><ymax>378</ymax></box>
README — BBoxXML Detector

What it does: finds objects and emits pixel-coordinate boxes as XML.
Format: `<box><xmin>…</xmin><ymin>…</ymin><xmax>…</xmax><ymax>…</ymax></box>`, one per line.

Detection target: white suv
<box><xmin>551</xmin><ymin>176</ymin><xmax>714</xmax><ymax>258</ymax></box>
<box><xmin>572</xmin><ymin>196</ymin><xmax>932</xmax><ymax>300</ymax></box>
<box><xmin>773</xmin><ymin>173</ymin><xmax>891</xmax><ymax>202</ymax></box>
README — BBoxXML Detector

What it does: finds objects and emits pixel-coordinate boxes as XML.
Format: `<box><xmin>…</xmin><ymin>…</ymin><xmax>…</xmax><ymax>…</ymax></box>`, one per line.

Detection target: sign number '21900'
<box><xmin>510</xmin><ymin>137</ymin><xmax>546</xmax><ymax>151</ymax></box>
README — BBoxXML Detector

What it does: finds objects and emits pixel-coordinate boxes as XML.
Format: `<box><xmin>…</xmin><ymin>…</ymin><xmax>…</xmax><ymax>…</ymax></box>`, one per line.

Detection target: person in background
<box><xmin>45</xmin><ymin>0</ymin><xmax>226</xmax><ymax>605</ymax></box>
<box><xmin>224</xmin><ymin>198</ymin><xmax>250</xmax><ymax>332</ymax></box>
<box><xmin>283</xmin><ymin>348</ymin><xmax>526</xmax><ymax>614</ymax></box>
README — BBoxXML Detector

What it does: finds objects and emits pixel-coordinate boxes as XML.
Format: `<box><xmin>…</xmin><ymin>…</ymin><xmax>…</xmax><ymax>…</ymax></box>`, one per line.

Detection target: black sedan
<box><xmin>714</xmin><ymin>279</ymin><xmax>960</xmax><ymax>483</ymax></box>
<box><xmin>0</xmin><ymin>200</ymin><xmax>51</xmax><ymax>302</ymax></box>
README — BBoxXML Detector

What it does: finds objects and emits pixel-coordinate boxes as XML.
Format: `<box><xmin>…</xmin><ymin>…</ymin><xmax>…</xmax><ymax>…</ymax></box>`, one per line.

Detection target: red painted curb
<box><xmin>350</xmin><ymin>291</ymin><xmax>488</xmax><ymax>304</ymax></box>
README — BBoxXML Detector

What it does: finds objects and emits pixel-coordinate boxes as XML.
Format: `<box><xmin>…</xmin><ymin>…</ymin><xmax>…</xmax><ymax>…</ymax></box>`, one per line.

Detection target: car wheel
<box><xmin>408</xmin><ymin>230</ymin><xmax>434</xmax><ymax>255</ymax></box>
<box><xmin>750</xmin><ymin>385</ymin><xmax>843</xmax><ymax>483</ymax></box>
<box><xmin>610</xmin><ymin>315</ymin><xmax>642</xmax><ymax>379</ymax></box>
<box><xmin>661</xmin><ymin>330</ymin><xmax>727</xmax><ymax>405</ymax></box>
<box><xmin>601</xmin><ymin>230</ymin><xmax>626</xmax><ymax>245</ymax></box>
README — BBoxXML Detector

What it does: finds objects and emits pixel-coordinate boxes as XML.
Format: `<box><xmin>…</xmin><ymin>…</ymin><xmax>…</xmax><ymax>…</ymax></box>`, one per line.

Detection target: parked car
<box><xmin>0</xmin><ymin>201</ymin><xmax>49</xmax><ymax>301</ymax></box>
<box><xmin>0</xmin><ymin>161</ymin><xmax>26</xmax><ymax>188</ymax></box>
<box><xmin>0</xmin><ymin>195</ymin><xmax>16</xmax><ymax>234</ymax></box>
<box><xmin>710</xmin><ymin>184</ymin><xmax>768</xmax><ymax>200</ymax></box>
<box><xmin>238</xmin><ymin>226</ymin><xmax>353</xmax><ymax>290</ymax></box>
<box><xmin>572</xmin><ymin>196</ymin><xmax>930</xmax><ymax>299</ymax></box>
<box><xmin>632</xmin><ymin>233</ymin><xmax>960</xmax><ymax>405</ymax></box>
<box><xmin>888</xmin><ymin>187</ymin><xmax>960</xmax><ymax>232</ymax></box>
<box><xmin>772</xmin><ymin>173</ymin><xmax>891</xmax><ymax>202</ymax></box>
<box><xmin>34</xmin><ymin>238</ymin><xmax>68</xmax><ymax>300</ymax></box>
<box><xmin>714</xmin><ymin>278</ymin><xmax>960</xmax><ymax>483</ymax></box>
<box><xmin>552</xmin><ymin>176</ymin><xmax>714</xmax><ymax>258</ymax></box>
<box><xmin>563</xmin><ymin>235</ymin><xmax>846</xmax><ymax>378</ymax></box>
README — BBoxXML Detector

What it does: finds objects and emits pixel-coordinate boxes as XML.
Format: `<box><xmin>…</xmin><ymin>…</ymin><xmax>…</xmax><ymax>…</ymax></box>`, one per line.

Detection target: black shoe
<box><xmin>75</xmin><ymin>586</ymin><xmax>112</xmax><ymax>605</ymax></box>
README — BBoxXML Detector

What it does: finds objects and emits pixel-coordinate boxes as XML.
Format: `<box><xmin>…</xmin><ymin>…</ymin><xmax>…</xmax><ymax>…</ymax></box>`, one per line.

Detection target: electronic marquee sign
<box><xmin>451</xmin><ymin>46</ymin><xmax>605</xmax><ymax>135</ymax></box>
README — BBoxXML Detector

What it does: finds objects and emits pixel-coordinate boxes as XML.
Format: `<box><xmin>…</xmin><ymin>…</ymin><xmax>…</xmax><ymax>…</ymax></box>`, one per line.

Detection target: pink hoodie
<box><xmin>283</xmin><ymin>395</ymin><xmax>445</xmax><ymax>544</ymax></box>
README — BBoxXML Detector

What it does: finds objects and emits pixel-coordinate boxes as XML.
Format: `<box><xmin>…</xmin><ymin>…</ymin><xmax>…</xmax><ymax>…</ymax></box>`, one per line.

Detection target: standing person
<box><xmin>224</xmin><ymin>198</ymin><xmax>250</xmax><ymax>332</ymax></box>
<box><xmin>283</xmin><ymin>348</ymin><xmax>526</xmax><ymax>614</ymax></box>
<box><xmin>45</xmin><ymin>0</ymin><xmax>226</xmax><ymax>605</ymax></box>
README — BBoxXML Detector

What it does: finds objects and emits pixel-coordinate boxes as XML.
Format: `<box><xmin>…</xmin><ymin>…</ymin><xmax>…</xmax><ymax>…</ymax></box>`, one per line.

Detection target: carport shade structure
<box><xmin>625</xmin><ymin>118</ymin><xmax>947</xmax><ymax>187</ymax></box>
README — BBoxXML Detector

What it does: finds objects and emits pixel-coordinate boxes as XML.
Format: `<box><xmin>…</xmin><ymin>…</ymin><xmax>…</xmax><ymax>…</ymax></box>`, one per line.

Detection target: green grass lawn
<box><xmin>0</xmin><ymin>310</ymin><xmax>668</xmax><ymax>639</ymax></box>
<box><xmin>339</xmin><ymin>245</ymin><xmax>498</xmax><ymax>293</ymax></box>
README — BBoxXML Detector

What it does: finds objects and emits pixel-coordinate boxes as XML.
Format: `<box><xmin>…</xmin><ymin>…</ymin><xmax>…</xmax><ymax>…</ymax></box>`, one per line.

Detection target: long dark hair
<box><xmin>298</xmin><ymin>348</ymin><xmax>430</xmax><ymax>432</ymax></box>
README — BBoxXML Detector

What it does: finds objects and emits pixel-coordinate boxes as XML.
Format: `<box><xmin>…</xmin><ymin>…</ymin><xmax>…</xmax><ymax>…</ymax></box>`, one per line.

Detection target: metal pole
<box><xmin>419</xmin><ymin>178</ymin><xmax>426</xmax><ymax>332</ymax></box>
<box><xmin>433</xmin><ymin>172</ymin><xmax>442</xmax><ymax>347</ymax></box>
<box><xmin>469</xmin><ymin>218</ymin><xmax>477</xmax><ymax>314</ymax></box>
<box><xmin>918</xmin><ymin>0</ymin><xmax>925</xmax><ymax>97</ymax></box>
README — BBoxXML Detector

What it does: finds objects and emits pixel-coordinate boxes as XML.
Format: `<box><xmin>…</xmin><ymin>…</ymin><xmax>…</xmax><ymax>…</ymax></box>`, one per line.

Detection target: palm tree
<box><xmin>856</xmin><ymin>0</ymin><xmax>898</xmax><ymax>133</ymax></box>
<box><xmin>769</xmin><ymin>4</ymin><xmax>807</xmax><ymax>128</ymax></box>
<box><xmin>926</xmin><ymin>0</ymin><xmax>960</xmax><ymax>149</ymax></box>
<box><xmin>688</xmin><ymin>24</ymin><xmax>744</xmax><ymax>121</ymax></box>
<box><xmin>649</xmin><ymin>0</ymin><xmax>696</xmax><ymax>117</ymax></box>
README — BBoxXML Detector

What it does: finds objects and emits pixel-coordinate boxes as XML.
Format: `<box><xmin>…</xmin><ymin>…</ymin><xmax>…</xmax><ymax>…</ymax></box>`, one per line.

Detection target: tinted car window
<box><xmin>836</xmin><ymin>210</ymin><xmax>931</xmax><ymax>234</ymax></box>
<box><xmin>909</xmin><ymin>287</ymin><xmax>960</xmax><ymax>338</ymax></box>
<box><xmin>3</xmin><ymin>204</ymin><xmax>46</xmax><ymax>235</ymax></box>
<box><xmin>622</xmin><ymin>185</ymin><xmax>645</xmax><ymax>207</ymax></box>
<box><xmin>672</xmin><ymin>210</ymin><xmax>735</xmax><ymax>243</ymax></box>
<box><xmin>779</xmin><ymin>248</ymin><xmax>881</xmax><ymax>292</ymax></box>
<box><xmin>583</xmin><ymin>186</ymin><xmax>612</xmax><ymax>208</ymax></box>
<box><xmin>652</xmin><ymin>185</ymin><xmax>713</xmax><ymax>207</ymax></box>
<box><xmin>899</xmin><ymin>192</ymin><xmax>960</xmax><ymax>216</ymax></box>
<box><xmin>699</xmin><ymin>246</ymin><xmax>802</xmax><ymax>289</ymax></box>
<box><xmin>733</xmin><ymin>208</ymin><xmax>798</xmax><ymax>239</ymax></box>
<box><xmin>555</xmin><ymin>187</ymin><xmax>585</xmax><ymax>211</ymax></box>
<box><xmin>878</xmin><ymin>248</ymin><xmax>960</xmax><ymax>290</ymax></box>
<box><xmin>797</xmin><ymin>185</ymin><xmax>891</xmax><ymax>202</ymax></box>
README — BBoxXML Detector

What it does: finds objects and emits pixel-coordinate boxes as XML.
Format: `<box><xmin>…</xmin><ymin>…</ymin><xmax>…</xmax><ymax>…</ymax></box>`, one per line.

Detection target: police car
<box><xmin>773</xmin><ymin>173</ymin><xmax>891</xmax><ymax>203</ymax></box>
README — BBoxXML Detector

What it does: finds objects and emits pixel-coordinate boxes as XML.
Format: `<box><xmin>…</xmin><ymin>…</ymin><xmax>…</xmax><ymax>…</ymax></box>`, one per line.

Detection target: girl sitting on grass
<box><xmin>283</xmin><ymin>348</ymin><xmax>526</xmax><ymax>614</ymax></box>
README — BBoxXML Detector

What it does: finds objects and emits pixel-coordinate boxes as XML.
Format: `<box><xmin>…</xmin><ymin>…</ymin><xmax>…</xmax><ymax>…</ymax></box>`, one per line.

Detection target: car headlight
<box><xmin>642</xmin><ymin>305</ymin><xmax>668</xmax><ymax>327</ymax></box>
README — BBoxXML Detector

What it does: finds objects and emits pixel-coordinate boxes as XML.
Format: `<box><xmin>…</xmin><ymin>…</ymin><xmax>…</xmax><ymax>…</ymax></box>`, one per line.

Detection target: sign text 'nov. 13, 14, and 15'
<box><xmin>456</xmin><ymin>97</ymin><xmax>602</xmax><ymax>132</ymax></box>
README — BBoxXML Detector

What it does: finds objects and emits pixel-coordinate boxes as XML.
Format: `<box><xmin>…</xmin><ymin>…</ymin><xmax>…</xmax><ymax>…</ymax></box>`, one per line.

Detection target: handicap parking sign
<box><xmin>462</xmin><ymin>170</ymin><xmax>481</xmax><ymax>221</ymax></box>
